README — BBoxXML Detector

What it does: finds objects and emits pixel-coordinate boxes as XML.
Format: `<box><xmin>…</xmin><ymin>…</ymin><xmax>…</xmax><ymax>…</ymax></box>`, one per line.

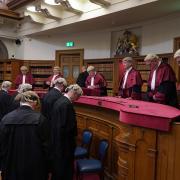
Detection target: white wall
<box><xmin>2</xmin><ymin>13</ymin><xmax>180</xmax><ymax>60</ymax></box>
<box><xmin>15</xmin><ymin>30</ymin><xmax>111</xmax><ymax>60</ymax></box>
<box><xmin>141</xmin><ymin>13</ymin><xmax>180</xmax><ymax>55</ymax></box>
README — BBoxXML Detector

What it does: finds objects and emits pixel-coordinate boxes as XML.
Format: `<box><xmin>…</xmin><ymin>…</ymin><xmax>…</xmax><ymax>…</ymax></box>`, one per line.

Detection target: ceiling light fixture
<box><xmin>27</xmin><ymin>6</ymin><xmax>38</xmax><ymax>12</ymax></box>
<box><xmin>44</xmin><ymin>0</ymin><xmax>58</xmax><ymax>6</ymax></box>
<box><xmin>89</xmin><ymin>0</ymin><xmax>111</xmax><ymax>7</ymax></box>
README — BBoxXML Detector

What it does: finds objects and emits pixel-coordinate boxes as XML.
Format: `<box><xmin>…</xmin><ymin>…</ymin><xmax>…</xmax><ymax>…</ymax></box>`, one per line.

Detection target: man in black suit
<box><xmin>51</xmin><ymin>84</ymin><xmax>83</xmax><ymax>180</ymax></box>
<box><xmin>0</xmin><ymin>81</ymin><xmax>13</xmax><ymax>121</ymax></box>
<box><xmin>41</xmin><ymin>77</ymin><xmax>67</xmax><ymax>122</ymax></box>
<box><xmin>76</xmin><ymin>66</ymin><xmax>89</xmax><ymax>87</ymax></box>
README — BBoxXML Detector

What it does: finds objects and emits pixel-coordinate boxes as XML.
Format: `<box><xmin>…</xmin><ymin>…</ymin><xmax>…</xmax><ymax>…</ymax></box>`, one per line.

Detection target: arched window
<box><xmin>0</xmin><ymin>40</ymin><xmax>8</xmax><ymax>60</ymax></box>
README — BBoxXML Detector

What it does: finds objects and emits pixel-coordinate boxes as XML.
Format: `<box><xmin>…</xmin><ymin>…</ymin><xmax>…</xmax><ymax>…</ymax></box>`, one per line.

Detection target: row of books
<box><xmin>31</xmin><ymin>69</ymin><xmax>52</xmax><ymax>74</ymax></box>
<box><xmin>34</xmin><ymin>78</ymin><xmax>47</xmax><ymax>82</ymax></box>
<box><xmin>136</xmin><ymin>65</ymin><xmax>150</xmax><ymax>71</ymax></box>
<box><xmin>30</xmin><ymin>63</ymin><xmax>53</xmax><ymax>67</ymax></box>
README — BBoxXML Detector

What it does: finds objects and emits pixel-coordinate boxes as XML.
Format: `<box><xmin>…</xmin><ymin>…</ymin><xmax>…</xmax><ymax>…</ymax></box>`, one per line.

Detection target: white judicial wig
<box><xmin>144</xmin><ymin>54</ymin><xmax>159</xmax><ymax>61</ymax></box>
<box><xmin>54</xmin><ymin>77</ymin><xmax>67</xmax><ymax>86</ymax></box>
<box><xmin>20</xmin><ymin>91</ymin><xmax>40</xmax><ymax>106</ymax></box>
<box><xmin>174</xmin><ymin>49</ymin><xmax>180</xmax><ymax>59</ymax></box>
<box><xmin>20</xmin><ymin>66</ymin><xmax>28</xmax><ymax>71</ymax></box>
<box><xmin>66</xmin><ymin>84</ymin><xmax>83</xmax><ymax>96</ymax></box>
<box><xmin>87</xmin><ymin>66</ymin><xmax>95</xmax><ymax>73</ymax></box>
<box><xmin>18</xmin><ymin>83</ymin><xmax>32</xmax><ymax>93</ymax></box>
<box><xmin>1</xmin><ymin>81</ymin><xmax>12</xmax><ymax>89</ymax></box>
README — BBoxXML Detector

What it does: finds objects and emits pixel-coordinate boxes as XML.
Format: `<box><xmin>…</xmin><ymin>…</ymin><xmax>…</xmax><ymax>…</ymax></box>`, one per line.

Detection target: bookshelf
<box><xmin>27</xmin><ymin>61</ymin><xmax>54</xmax><ymax>90</ymax></box>
<box><xmin>84</xmin><ymin>58</ymin><xmax>116</xmax><ymax>96</ymax></box>
<box><xmin>0</xmin><ymin>59</ymin><xmax>23</xmax><ymax>87</ymax></box>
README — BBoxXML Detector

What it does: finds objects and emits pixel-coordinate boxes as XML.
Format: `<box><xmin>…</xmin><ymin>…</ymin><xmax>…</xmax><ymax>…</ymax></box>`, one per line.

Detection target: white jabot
<box><xmin>151</xmin><ymin>61</ymin><xmax>161</xmax><ymax>90</ymax></box>
<box><xmin>50</xmin><ymin>75</ymin><xmax>58</xmax><ymax>87</ymax></box>
<box><xmin>122</xmin><ymin>67</ymin><xmax>132</xmax><ymax>89</ymax></box>
<box><xmin>90</xmin><ymin>77</ymin><xmax>95</xmax><ymax>86</ymax></box>
<box><xmin>22</xmin><ymin>75</ymin><xmax>26</xmax><ymax>84</ymax></box>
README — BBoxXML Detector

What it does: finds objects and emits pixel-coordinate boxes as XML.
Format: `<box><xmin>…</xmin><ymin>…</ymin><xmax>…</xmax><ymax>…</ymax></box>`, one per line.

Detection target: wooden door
<box><xmin>55</xmin><ymin>49</ymin><xmax>84</xmax><ymax>85</ymax></box>
<box><xmin>61</xmin><ymin>54</ymin><xmax>80</xmax><ymax>84</ymax></box>
<box><xmin>174</xmin><ymin>37</ymin><xmax>180</xmax><ymax>82</ymax></box>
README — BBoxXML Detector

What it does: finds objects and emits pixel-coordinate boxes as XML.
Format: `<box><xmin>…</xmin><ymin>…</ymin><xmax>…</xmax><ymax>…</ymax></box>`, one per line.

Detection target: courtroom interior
<box><xmin>0</xmin><ymin>0</ymin><xmax>180</xmax><ymax>180</ymax></box>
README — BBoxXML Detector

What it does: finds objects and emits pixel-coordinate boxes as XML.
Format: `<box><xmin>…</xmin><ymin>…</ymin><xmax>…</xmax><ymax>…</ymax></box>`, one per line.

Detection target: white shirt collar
<box><xmin>64</xmin><ymin>94</ymin><xmax>72</xmax><ymax>103</ymax></box>
<box><xmin>1</xmin><ymin>88</ymin><xmax>8</xmax><ymax>92</ymax></box>
<box><xmin>54</xmin><ymin>87</ymin><xmax>61</xmax><ymax>92</ymax></box>
<box><xmin>20</xmin><ymin>102</ymin><xmax>33</xmax><ymax>108</ymax></box>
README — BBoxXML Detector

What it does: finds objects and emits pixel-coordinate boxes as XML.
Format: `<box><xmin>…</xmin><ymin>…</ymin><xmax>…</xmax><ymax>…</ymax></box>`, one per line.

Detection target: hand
<box><xmin>126</xmin><ymin>97</ymin><xmax>132</xmax><ymax>100</ymax></box>
<box><xmin>46</xmin><ymin>81</ymin><xmax>50</xmax><ymax>85</ymax></box>
<box><xmin>88</xmin><ymin>86</ymin><xmax>95</xmax><ymax>89</ymax></box>
<box><xmin>153</xmin><ymin>95</ymin><xmax>156</xmax><ymax>101</ymax></box>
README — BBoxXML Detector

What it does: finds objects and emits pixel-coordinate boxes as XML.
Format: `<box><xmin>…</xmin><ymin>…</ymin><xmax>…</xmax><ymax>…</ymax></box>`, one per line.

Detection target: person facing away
<box><xmin>45</xmin><ymin>66</ymin><xmax>63</xmax><ymax>89</ymax></box>
<box><xmin>41</xmin><ymin>77</ymin><xmax>67</xmax><ymax>122</ymax></box>
<box><xmin>144</xmin><ymin>53</ymin><xmax>178</xmax><ymax>107</ymax></box>
<box><xmin>85</xmin><ymin>65</ymin><xmax>107</xmax><ymax>96</ymax></box>
<box><xmin>118</xmin><ymin>57</ymin><xmax>143</xmax><ymax>100</ymax></box>
<box><xmin>0</xmin><ymin>91</ymin><xmax>50</xmax><ymax>180</ymax></box>
<box><xmin>14</xmin><ymin>66</ymin><xmax>34</xmax><ymax>88</ymax></box>
<box><xmin>76</xmin><ymin>66</ymin><xmax>89</xmax><ymax>87</ymax></box>
<box><xmin>51</xmin><ymin>84</ymin><xmax>83</xmax><ymax>180</ymax></box>
<box><xmin>11</xmin><ymin>83</ymin><xmax>33</xmax><ymax>110</ymax></box>
<box><xmin>174</xmin><ymin>49</ymin><xmax>180</xmax><ymax>66</ymax></box>
<box><xmin>0</xmin><ymin>81</ymin><xmax>14</xmax><ymax>121</ymax></box>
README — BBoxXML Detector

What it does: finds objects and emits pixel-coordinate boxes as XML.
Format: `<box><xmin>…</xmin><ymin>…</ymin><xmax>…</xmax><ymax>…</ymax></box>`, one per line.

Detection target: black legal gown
<box><xmin>0</xmin><ymin>106</ymin><xmax>50</xmax><ymax>180</ymax></box>
<box><xmin>0</xmin><ymin>90</ymin><xmax>14</xmax><ymax>121</ymax></box>
<box><xmin>76</xmin><ymin>71</ymin><xmax>89</xmax><ymax>87</ymax></box>
<box><xmin>41</xmin><ymin>88</ymin><xmax>63</xmax><ymax>121</ymax></box>
<box><xmin>51</xmin><ymin>95</ymin><xmax>77</xmax><ymax>180</ymax></box>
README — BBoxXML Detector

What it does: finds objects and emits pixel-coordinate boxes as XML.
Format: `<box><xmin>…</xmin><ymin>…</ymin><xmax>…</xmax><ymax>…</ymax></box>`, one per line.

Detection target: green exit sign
<box><xmin>66</xmin><ymin>41</ymin><xmax>74</xmax><ymax>47</ymax></box>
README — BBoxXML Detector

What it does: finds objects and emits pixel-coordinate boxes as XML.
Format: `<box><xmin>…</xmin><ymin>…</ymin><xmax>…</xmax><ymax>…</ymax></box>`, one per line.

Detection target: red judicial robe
<box><xmin>85</xmin><ymin>73</ymin><xmax>107</xmax><ymax>96</ymax></box>
<box><xmin>0</xmin><ymin>106</ymin><xmax>50</xmax><ymax>180</ymax></box>
<box><xmin>119</xmin><ymin>68</ymin><xmax>143</xmax><ymax>100</ymax></box>
<box><xmin>147</xmin><ymin>62</ymin><xmax>178</xmax><ymax>107</ymax></box>
<box><xmin>14</xmin><ymin>74</ymin><xmax>34</xmax><ymax>88</ymax></box>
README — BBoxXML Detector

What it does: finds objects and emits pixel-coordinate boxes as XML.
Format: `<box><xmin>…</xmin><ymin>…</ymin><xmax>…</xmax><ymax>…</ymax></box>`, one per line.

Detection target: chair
<box><xmin>74</xmin><ymin>129</ymin><xmax>93</xmax><ymax>159</ymax></box>
<box><xmin>76</xmin><ymin>139</ymin><xmax>109</xmax><ymax>180</ymax></box>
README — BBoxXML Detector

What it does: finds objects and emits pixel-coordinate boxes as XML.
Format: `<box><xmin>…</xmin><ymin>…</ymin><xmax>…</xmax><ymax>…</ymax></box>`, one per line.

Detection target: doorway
<box><xmin>55</xmin><ymin>49</ymin><xmax>84</xmax><ymax>85</ymax></box>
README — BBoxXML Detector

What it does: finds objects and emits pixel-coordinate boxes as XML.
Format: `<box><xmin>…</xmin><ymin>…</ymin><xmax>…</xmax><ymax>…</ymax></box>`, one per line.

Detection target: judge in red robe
<box><xmin>144</xmin><ymin>54</ymin><xmax>178</xmax><ymax>107</ymax></box>
<box><xmin>174</xmin><ymin>49</ymin><xmax>180</xmax><ymax>66</ymax></box>
<box><xmin>14</xmin><ymin>66</ymin><xmax>34</xmax><ymax>88</ymax></box>
<box><xmin>45</xmin><ymin>66</ymin><xmax>63</xmax><ymax>89</ymax></box>
<box><xmin>85</xmin><ymin>66</ymin><xmax>107</xmax><ymax>96</ymax></box>
<box><xmin>119</xmin><ymin>57</ymin><xmax>143</xmax><ymax>100</ymax></box>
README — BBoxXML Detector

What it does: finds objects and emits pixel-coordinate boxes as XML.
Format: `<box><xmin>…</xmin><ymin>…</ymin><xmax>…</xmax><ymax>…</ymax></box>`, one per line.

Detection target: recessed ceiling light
<box><xmin>27</xmin><ymin>6</ymin><xmax>37</xmax><ymax>12</ymax></box>
<box><xmin>44</xmin><ymin>0</ymin><xmax>59</xmax><ymax>5</ymax></box>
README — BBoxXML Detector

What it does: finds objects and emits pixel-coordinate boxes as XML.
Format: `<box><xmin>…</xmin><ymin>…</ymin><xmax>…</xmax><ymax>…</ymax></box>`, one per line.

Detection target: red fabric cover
<box><xmin>14</xmin><ymin>74</ymin><xmax>34</xmax><ymax>88</ymax></box>
<box><xmin>82</xmin><ymin>88</ymin><xmax>100</xmax><ymax>96</ymax></box>
<box><xmin>119</xmin><ymin>68</ymin><xmax>143</xmax><ymax>99</ymax></box>
<box><xmin>85</xmin><ymin>73</ymin><xmax>106</xmax><ymax>89</ymax></box>
<box><xmin>46</xmin><ymin>74</ymin><xmax>63</xmax><ymax>83</ymax></box>
<box><xmin>76</xmin><ymin>96</ymin><xmax>180</xmax><ymax>131</ymax></box>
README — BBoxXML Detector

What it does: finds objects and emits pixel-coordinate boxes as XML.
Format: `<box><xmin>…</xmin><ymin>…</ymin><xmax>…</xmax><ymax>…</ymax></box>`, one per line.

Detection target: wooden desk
<box><xmin>75</xmin><ymin>96</ymin><xmax>180</xmax><ymax>180</ymax></box>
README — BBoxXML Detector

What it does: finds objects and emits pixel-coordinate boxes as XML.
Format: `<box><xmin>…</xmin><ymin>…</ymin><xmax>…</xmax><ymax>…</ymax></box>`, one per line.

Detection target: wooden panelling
<box><xmin>75</xmin><ymin>103</ymin><xmax>180</xmax><ymax>180</ymax></box>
